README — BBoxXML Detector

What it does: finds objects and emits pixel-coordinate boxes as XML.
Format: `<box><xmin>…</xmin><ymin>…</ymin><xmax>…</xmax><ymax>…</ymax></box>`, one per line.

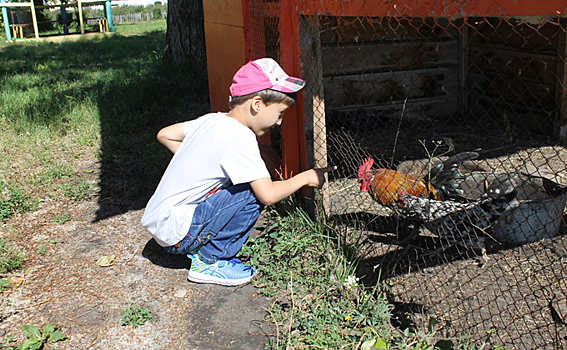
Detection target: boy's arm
<box><xmin>157</xmin><ymin>123</ymin><xmax>186</xmax><ymax>153</ymax></box>
<box><xmin>249</xmin><ymin>166</ymin><xmax>337</xmax><ymax>206</ymax></box>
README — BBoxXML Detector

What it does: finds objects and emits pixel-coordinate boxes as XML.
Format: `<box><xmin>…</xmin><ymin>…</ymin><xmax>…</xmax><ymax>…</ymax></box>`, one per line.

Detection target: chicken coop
<box><xmin>203</xmin><ymin>0</ymin><xmax>567</xmax><ymax>348</ymax></box>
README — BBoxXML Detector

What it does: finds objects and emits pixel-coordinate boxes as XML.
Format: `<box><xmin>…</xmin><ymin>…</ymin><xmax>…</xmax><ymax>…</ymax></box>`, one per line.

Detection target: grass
<box><xmin>0</xmin><ymin>184</ymin><xmax>37</xmax><ymax>222</ymax></box>
<box><xmin>113</xmin><ymin>20</ymin><xmax>169</xmax><ymax>35</ymax></box>
<box><xmin>0</xmin><ymin>19</ymin><xmax>209</xmax><ymax>222</ymax></box>
<box><xmin>0</xmin><ymin>238</ymin><xmax>25</xmax><ymax>274</ymax></box>
<box><xmin>53</xmin><ymin>211</ymin><xmax>72</xmax><ymax>224</ymax></box>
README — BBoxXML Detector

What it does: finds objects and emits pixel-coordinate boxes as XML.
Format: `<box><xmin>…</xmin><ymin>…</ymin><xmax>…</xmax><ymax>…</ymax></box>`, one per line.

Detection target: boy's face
<box><xmin>251</xmin><ymin>102</ymin><xmax>289</xmax><ymax>136</ymax></box>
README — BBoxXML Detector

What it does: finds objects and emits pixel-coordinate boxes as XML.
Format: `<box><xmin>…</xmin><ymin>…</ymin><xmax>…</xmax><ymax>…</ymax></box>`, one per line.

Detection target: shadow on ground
<box><xmin>95</xmin><ymin>60</ymin><xmax>210</xmax><ymax>220</ymax></box>
<box><xmin>142</xmin><ymin>239</ymin><xmax>192</xmax><ymax>270</ymax></box>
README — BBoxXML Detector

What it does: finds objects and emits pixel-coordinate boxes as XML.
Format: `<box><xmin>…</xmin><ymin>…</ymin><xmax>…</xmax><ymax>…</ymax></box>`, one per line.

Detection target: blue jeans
<box><xmin>165</xmin><ymin>183</ymin><xmax>264</xmax><ymax>264</ymax></box>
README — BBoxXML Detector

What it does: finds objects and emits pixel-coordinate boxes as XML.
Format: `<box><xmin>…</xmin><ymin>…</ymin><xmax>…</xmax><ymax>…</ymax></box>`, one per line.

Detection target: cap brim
<box><xmin>271</xmin><ymin>76</ymin><xmax>306</xmax><ymax>93</ymax></box>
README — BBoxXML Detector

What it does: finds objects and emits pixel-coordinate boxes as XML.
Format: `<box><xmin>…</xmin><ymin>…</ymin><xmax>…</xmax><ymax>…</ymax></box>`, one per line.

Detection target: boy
<box><xmin>141</xmin><ymin>58</ymin><xmax>336</xmax><ymax>286</ymax></box>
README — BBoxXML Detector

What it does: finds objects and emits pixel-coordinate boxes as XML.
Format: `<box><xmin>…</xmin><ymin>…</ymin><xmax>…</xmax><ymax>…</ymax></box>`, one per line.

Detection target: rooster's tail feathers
<box><xmin>429</xmin><ymin>151</ymin><xmax>479</xmax><ymax>199</ymax></box>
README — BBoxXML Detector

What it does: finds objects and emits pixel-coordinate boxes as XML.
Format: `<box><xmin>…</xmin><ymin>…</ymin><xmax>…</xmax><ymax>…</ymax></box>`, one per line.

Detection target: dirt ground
<box><xmin>0</xmin><ymin>194</ymin><xmax>272</xmax><ymax>349</ymax></box>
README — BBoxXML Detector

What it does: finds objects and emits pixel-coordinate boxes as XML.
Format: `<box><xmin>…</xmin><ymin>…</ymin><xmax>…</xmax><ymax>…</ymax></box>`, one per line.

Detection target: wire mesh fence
<box><xmin>246</xmin><ymin>1</ymin><xmax>567</xmax><ymax>348</ymax></box>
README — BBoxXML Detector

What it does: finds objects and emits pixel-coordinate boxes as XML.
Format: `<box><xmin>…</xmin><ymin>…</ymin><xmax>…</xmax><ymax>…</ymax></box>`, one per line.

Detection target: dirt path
<box><xmin>0</xmin><ymin>198</ymin><xmax>271</xmax><ymax>349</ymax></box>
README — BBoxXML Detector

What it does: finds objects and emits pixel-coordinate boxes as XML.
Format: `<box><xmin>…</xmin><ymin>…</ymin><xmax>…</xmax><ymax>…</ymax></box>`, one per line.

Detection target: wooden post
<box><xmin>29</xmin><ymin>0</ymin><xmax>39</xmax><ymax>39</ymax></box>
<box><xmin>279</xmin><ymin>0</ymin><xmax>305</xmax><ymax>178</ymax></box>
<box><xmin>1</xmin><ymin>0</ymin><xmax>12</xmax><ymax>40</ymax></box>
<box><xmin>77</xmin><ymin>0</ymin><xmax>84</xmax><ymax>34</ymax></box>
<box><xmin>105</xmin><ymin>0</ymin><xmax>114</xmax><ymax>32</ymax></box>
<box><xmin>555</xmin><ymin>18</ymin><xmax>567</xmax><ymax>141</ymax></box>
<box><xmin>459</xmin><ymin>18</ymin><xmax>469</xmax><ymax>116</ymax></box>
<box><xmin>299</xmin><ymin>15</ymin><xmax>330</xmax><ymax>215</ymax></box>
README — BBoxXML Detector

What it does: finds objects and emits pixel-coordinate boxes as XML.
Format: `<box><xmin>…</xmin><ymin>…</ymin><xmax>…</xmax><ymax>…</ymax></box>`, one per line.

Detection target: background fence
<box><xmin>246</xmin><ymin>1</ymin><xmax>567</xmax><ymax>349</ymax></box>
<box><xmin>112</xmin><ymin>12</ymin><xmax>167</xmax><ymax>23</ymax></box>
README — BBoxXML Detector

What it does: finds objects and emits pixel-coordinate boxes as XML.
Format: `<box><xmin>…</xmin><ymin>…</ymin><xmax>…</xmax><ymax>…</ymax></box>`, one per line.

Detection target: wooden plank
<box><xmin>318</xmin><ymin>16</ymin><xmax>459</xmax><ymax>45</ymax></box>
<box><xmin>204</xmin><ymin>20</ymin><xmax>246</xmax><ymax>112</ymax></box>
<box><xmin>468</xmin><ymin>70</ymin><xmax>556</xmax><ymax>111</ymax></box>
<box><xmin>0</xmin><ymin>2</ymin><xmax>32</xmax><ymax>7</ymax></box>
<box><xmin>469</xmin><ymin>46</ymin><xmax>558</xmax><ymax>83</ymax></box>
<box><xmin>466</xmin><ymin>94</ymin><xmax>555</xmax><ymax>136</ymax></box>
<box><xmin>294</xmin><ymin>0</ymin><xmax>567</xmax><ymax>18</ymax></box>
<box><xmin>469</xmin><ymin>71</ymin><xmax>556</xmax><ymax>109</ymax></box>
<box><xmin>1</xmin><ymin>0</ymin><xmax>11</xmax><ymax>41</ymax></box>
<box><xmin>321</xmin><ymin>40</ymin><xmax>459</xmax><ymax>76</ymax></box>
<box><xmin>459</xmin><ymin>18</ymin><xmax>469</xmax><ymax>116</ymax></box>
<box><xmin>203</xmin><ymin>0</ymin><xmax>244</xmax><ymax>27</ymax></box>
<box><xmin>77</xmin><ymin>0</ymin><xmax>84</xmax><ymax>34</ymax></box>
<box><xmin>35</xmin><ymin>0</ymin><xmax>106</xmax><ymax>8</ymax></box>
<box><xmin>555</xmin><ymin>18</ymin><xmax>567</xmax><ymax>140</ymax></box>
<box><xmin>323</xmin><ymin>67</ymin><xmax>460</xmax><ymax>108</ymax></box>
<box><xmin>299</xmin><ymin>15</ymin><xmax>330</xmax><ymax>214</ymax></box>
<box><xmin>470</xmin><ymin>17</ymin><xmax>560</xmax><ymax>52</ymax></box>
<box><xmin>29</xmin><ymin>0</ymin><xmax>38</xmax><ymax>39</ymax></box>
<box><xmin>326</xmin><ymin>96</ymin><xmax>460</xmax><ymax>119</ymax></box>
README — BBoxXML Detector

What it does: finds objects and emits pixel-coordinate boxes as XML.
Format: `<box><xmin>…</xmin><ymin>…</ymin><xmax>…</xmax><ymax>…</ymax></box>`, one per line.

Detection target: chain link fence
<box><xmin>246</xmin><ymin>1</ymin><xmax>567</xmax><ymax>348</ymax></box>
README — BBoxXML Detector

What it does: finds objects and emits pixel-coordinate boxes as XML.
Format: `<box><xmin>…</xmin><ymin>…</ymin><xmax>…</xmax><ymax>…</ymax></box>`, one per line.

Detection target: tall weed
<box><xmin>243</xmin><ymin>207</ymin><xmax>392</xmax><ymax>348</ymax></box>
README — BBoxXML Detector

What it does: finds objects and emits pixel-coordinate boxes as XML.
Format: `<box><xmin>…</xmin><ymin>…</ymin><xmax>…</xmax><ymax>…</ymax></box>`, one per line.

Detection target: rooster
<box><xmin>404</xmin><ymin>166</ymin><xmax>566</xmax><ymax>250</ymax></box>
<box><xmin>358</xmin><ymin>152</ymin><xmax>478</xmax><ymax>208</ymax></box>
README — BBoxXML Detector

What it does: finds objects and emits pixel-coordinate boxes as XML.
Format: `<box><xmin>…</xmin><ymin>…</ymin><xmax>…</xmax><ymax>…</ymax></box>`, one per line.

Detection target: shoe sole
<box><xmin>188</xmin><ymin>271</ymin><xmax>255</xmax><ymax>286</ymax></box>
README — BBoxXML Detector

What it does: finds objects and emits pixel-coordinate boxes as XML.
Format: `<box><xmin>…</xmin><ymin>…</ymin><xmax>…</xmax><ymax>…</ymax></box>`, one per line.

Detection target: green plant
<box><xmin>0</xmin><ymin>279</ymin><xmax>12</xmax><ymax>292</ymax></box>
<box><xmin>53</xmin><ymin>211</ymin><xmax>72</xmax><ymax>224</ymax></box>
<box><xmin>18</xmin><ymin>324</ymin><xmax>67</xmax><ymax>350</ymax></box>
<box><xmin>0</xmin><ymin>184</ymin><xmax>37</xmax><ymax>222</ymax></box>
<box><xmin>0</xmin><ymin>238</ymin><xmax>25</xmax><ymax>274</ymax></box>
<box><xmin>0</xmin><ymin>334</ymin><xmax>18</xmax><ymax>350</ymax></box>
<box><xmin>62</xmin><ymin>177</ymin><xmax>91</xmax><ymax>201</ymax></box>
<box><xmin>38</xmin><ymin>246</ymin><xmax>46</xmax><ymax>255</ymax></box>
<box><xmin>120</xmin><ymin>304</ymin><xmax>153</xmax><ymax>328</ymax></box>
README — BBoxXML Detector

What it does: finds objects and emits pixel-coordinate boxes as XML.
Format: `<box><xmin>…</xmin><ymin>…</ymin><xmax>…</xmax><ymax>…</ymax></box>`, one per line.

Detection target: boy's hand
<box><xmin>250</xmin><ymin>165</ymin><xmax>337</xmax><ymax>205</ymax></box>
<box><xmin>308</xmin><ymin>166</ymin><xmax>337</xmax><ymax>188</ymax></box>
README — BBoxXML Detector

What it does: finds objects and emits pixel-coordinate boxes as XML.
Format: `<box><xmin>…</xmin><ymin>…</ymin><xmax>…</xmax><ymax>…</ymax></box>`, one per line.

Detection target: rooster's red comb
<box><xmin>358</xmin><ymin>157</ymin><xmax>374</xmax><ymax>178</ymax></box>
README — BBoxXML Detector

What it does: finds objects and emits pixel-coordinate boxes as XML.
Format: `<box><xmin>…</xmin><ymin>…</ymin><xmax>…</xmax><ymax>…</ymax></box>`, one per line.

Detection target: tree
<box><xmin>165</xmin><ymin>0</ymin><xmax>207</xmax><ymax>77</ymax></box>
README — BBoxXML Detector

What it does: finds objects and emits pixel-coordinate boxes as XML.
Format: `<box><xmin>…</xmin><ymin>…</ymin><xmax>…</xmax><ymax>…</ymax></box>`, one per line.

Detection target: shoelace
<box><xmin>216</xmin><ymin>258</ymin><xmax>240</xmax><ymax>268</ymax></box>
<box><xmin>215</xmin><ymin>258</ymin><xmax>254</xmax><ymax>272</ymax></box>
<box><xmin>227</xmin><ymin>258</ymin><xmax>241</xmax><ymax>267</ymax></box>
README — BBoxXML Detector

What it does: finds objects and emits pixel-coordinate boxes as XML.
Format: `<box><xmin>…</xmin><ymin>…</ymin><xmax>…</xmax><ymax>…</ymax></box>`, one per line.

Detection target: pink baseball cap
<box><xmin>229</xmin><ymin>58</ymin><xmax>305</xmax><ymax>98</ymax></box>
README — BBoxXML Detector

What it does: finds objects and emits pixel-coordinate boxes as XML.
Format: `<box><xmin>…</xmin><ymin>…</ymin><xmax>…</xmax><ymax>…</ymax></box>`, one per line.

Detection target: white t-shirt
<box><xmin>141</xmin><ymin>112</ymin><xmax>271</xmax><ymax>247</ymax></box>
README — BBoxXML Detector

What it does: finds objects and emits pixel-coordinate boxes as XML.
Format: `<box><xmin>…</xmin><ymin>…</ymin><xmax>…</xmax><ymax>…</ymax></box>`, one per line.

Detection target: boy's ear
<box><xmin>250</xmin><ymin>96</ymin><xmax>263</xmax><ymax>113</ymax></box>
